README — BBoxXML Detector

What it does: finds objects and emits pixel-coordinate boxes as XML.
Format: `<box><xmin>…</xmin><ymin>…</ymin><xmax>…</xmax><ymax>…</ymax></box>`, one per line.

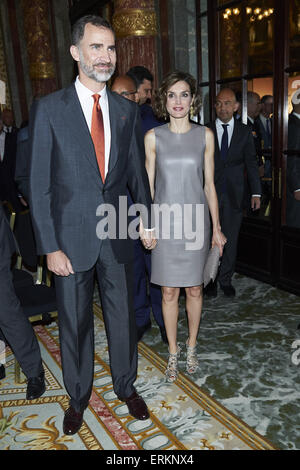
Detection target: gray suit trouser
<box><xmin>54</xmin><ymin>238</ymin><xmax>137</xmax><ymax>412</ymax></box>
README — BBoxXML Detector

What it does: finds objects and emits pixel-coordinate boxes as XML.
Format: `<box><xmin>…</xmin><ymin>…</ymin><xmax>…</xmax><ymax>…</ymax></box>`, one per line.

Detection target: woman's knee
<box><xmin>185</xmin><ymin>285</ymin><xmax>203</xmax><ymax>298</ymax></box>
<box><xmin>162</xmin><ymin>287</ymin><xmax>180</xmax><ymax>303</ymax></box>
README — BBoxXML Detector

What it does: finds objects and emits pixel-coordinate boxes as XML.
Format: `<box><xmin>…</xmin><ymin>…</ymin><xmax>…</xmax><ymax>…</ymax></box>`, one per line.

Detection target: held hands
<box><xmin>211</xmin><ymin>227</ymin><xmax>227</xmax><ymax>257</ymax></box>
<box><xmin>139</xmin><ymin>218</ymin><xmax>157</xmax><ymax>250</ymax></box>
<box><xmin>47</xmin><ymin>250</ymin><xmax>74</xmax><ymax>276</ymax></box>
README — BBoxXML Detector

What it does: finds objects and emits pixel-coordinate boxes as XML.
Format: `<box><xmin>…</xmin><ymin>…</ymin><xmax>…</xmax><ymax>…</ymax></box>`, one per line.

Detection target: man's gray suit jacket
<box><xmin>28</xmin><ymin>84</ymin><xmax>153</xmax><ymax>272</ymax></box>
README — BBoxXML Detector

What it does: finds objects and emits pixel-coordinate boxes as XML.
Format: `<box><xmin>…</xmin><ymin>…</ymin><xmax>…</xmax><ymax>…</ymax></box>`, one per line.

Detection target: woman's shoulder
<box><xmin>145</xmin><ymin>127</ymin><xmax>156</xmax><ymax>142</ymax></box>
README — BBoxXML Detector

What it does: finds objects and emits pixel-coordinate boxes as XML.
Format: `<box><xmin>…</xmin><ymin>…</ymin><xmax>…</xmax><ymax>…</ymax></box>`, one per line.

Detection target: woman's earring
<box><xmin>190</xmin><ymin>104</ymin><xmax>194</xmax><ymax>119</ymax></box>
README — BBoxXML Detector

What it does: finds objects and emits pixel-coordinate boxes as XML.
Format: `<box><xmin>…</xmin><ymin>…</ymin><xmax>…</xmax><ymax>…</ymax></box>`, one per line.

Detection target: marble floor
<box><xmin>137</xmin><ymin>274</ymin><xmax>300</xmax><ymax>451</ymax></box>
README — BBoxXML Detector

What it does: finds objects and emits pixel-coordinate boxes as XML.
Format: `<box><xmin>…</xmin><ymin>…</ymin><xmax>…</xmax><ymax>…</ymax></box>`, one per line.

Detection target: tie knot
<box><xmin>222</xmin><ymin>124</ymin><xmax>229</xmax><ymax>130</ymax></box>
<box><xmin>92</xmin><ymin>94</ymin><xmax>101</xmax><ymax>105</ymax></box>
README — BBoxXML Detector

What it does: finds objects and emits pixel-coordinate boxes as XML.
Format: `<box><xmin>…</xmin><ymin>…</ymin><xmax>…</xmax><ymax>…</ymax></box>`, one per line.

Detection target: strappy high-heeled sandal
<box><xmin>165</xmin><ymin>344</ymin><xmax>181</xmax><ymax>383</ymax></box>
<box><xmin>186</xmin><ymin>339</ymin><xmax>199</xmax><ymax>374</ymax></box>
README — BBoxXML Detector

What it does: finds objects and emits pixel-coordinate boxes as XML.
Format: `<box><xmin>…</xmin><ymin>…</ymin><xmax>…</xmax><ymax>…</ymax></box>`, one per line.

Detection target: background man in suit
<box><xmin>286</xmin><ymin>99</ymin><xmax>300</xmax><ymax>228</ymax></box>
<box><xmin>111</xmin><ymin>74</ymin><xmax>137</xmax><ymax>102</ymax></box>
<box><xmin>29</xmin><ymin>15</ymin><xmax>156</xmax><ymax>436</ymax></box>
<box><xmin>0</xmin><ymin>112</ymin><xmax>27</xmax><ymax>211</ymax></box>
<box><xmin>125</xmin><ymin>67</ymin><xmax>166</xmax><ymax>343</ymax></box>
<box><xmin>111</xmin><ymin>76</ymin><xmax>167</xmax><ymax>344</ymax></box>
<box><xmin>206</xmin><ymin>88</ymin><xmax>261</xmax><ymax>297</ymax></box>
<box><xmin>256</xmin><ymin>95</ymin><xmax>273</xmax><ymax>151</ymax></box>
<box><xmin>0</xmin><ymin>204</ymin><xmax>45</xmax><ymax>399</ymax></box>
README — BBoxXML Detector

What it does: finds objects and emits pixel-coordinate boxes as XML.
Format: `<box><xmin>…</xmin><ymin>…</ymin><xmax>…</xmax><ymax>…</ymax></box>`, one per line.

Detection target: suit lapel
<box><xmin>61</xmin><ymin>84</ymin><xmax>102</xmax><ymax>184</ymax></box>
<box><xmin>107</xmin><ymin>89</ymin><xmax>122</xmax><ymax>176</ymax></box>
<box><xmin>227</xmin><ymin>120</ymin><xmax>240</xmax><ymax>159</ymax></box>
<box><xmin>212</xmin><ymin>121</ymin><xmax>221</xmax><ymax>159</ymax></box>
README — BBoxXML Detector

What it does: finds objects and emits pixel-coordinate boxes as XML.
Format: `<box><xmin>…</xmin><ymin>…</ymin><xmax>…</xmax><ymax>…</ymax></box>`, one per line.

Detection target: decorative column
<box><xmin>0</xmin><ymin>20</ymin><xmax>11</xmax><ymax>110</ymax></box>
<box><xmin>112</xmin><ymin>0</ymin><xmax>159</xmax><ymax>86</ymax></box>
<box><xmin>21</xmin><ymin>0</ymin><xmax>57</xmax><ymax>97</ymax></box>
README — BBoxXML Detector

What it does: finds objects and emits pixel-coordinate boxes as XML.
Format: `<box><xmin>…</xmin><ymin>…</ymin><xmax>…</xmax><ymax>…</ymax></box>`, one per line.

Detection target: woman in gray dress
<box><xmin>145</xmin><ymin>71</ymin><xmax>226</xmax><ymax>382</ymax></box>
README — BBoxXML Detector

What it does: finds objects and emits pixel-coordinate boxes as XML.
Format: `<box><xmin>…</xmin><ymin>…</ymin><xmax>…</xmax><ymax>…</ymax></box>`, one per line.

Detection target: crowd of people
<box><xmin>0</xmin><ymin>14</ymin><xmax>299</xmax><ymax>437</ymax></box>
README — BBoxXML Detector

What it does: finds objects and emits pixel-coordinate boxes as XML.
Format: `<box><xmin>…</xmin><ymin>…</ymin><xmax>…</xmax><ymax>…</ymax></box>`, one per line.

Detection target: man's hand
<box><xmin>19</xmin><ymin>197</ymin><xmax>28</xmax><ymax>207</ymax></box>
<box><xmin>47</xmin><ymin>250</ymin><xmax>74</xmax><ymax>276</ymax></box>
<box><xmin>294</xmin><ymin>191</ymin><xmax>300</xmax><ymax>201</ymax></box>
<box><xmin>251</xmin><ymin>196</ymin><xmax>261</xmax><ymax>211</ymax></box>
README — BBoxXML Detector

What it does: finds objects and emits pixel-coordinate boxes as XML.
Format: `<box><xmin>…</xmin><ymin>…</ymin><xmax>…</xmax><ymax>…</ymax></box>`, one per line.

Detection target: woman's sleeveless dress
<box><xmin>151</xmin><ymin>123</ymin><xmax>210</xmax><ymax>287</ymax></box>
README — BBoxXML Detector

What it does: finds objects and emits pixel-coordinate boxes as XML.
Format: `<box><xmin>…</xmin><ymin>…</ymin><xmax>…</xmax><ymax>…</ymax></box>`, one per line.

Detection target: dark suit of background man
<box><xmin>286</xmin><ymin>99</ymin><xmax>300</xmax><ymax>228</ymax></box>
<box><xmin>0</xmin><ymin>204</ymin><xmax>45</xmax><ymax>399</ymax></box>
<box><xmin>0</xmin><ymin>112</ymin><xmax>27</xmax><ymax>212</ymax></box>
<box><xmin>206</xmin><ymin>88</ymin><xmax>261</xmax><ymax>297</ymax></box>
<box><xmin>29</xmin><ymin>15</ymin><xmax>156</xmax><ymax>436</ymax></box>
<box><xmin>126</xmin><ymin>65</ymin><xmax>166</xmax><ymax>343</ymax></box>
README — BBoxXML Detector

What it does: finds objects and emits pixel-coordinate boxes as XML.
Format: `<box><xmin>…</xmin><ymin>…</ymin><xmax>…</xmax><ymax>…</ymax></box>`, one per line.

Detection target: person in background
<box><xmin>286</xmin><ymin>97</ymin><xmax>300</xmax><ymax>228</ymax></box>
<box><xmin>127</xmin><ymin>65</ymin><xmax>164</xmax><ymax>135</ymax></box>
<box><xmin>0</xmin><ymin>111</ymin><xmax>27</xmax><ymax>211</ymax></box>
<box><xmin>111</xmin><ymin>74</ymin><xmax>137</xmax><ymax>102</ymax></box>
<box><xmin>126</xmin><ymin>66</ymin><xmax>167</xmax><ymax>343</ymax></box>
<box><xmin>0</xmin><ymin>204</ymin><xmax>45</xmax><ymax>400</ymax></box>
<box><xmin>205</xmin><ymin>88</ymin><xmax>261</xmax><ymax>298</ymax></box>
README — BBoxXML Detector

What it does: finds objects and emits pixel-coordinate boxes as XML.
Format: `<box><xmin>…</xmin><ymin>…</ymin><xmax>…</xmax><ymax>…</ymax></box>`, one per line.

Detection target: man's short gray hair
<box><xmin>71</xmin><ymin>15</ymin><xmax>115</xmax><ymax>46</ymax></box>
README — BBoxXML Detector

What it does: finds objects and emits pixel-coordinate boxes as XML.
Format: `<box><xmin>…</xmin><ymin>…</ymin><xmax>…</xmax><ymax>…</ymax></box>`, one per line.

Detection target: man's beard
<box><xmin>78</xmin><ymin>49</ymin><xmax>115</xmax><ymax>83</ymax></box>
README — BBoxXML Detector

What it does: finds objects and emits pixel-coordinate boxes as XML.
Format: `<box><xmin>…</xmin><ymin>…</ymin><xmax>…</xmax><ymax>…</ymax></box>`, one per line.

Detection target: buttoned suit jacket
<box><xmin>29</xmin><ymin>83</ymin><xmax>153</xmax><ymax>272</ymax></box>
<box><xmin>207</xmin><ymin>119</ymin><xmax>262</xmax><ymax>211</ymax></box>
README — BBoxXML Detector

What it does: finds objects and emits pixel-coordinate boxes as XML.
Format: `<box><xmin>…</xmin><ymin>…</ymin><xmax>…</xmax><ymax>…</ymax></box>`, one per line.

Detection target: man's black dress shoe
<box><xmin>121</xmin><ymin>392</ymin><xmax>150</xmax><ymax>420</ymax></box>
<box><xmin>63</xmin><ymin>406</ymin><xmax>84</xmax><ymax>435</ymax></box>
<box><xmin>26</xmin><ymin>372</ymin><xmax>46</xmax><ymax>400</ymax></box>
<box><xmin>137</xmin><ymin>321</ymin><xmax>151</xmax><ymax>342</ymax></box>
<box><xmin>204</xmin><ymin>281</ymin><xmax>218</xmax><ymax>297</ymax></box>
<box><xmin>159</xmin><ymin>325</ymin><xmax>168</xmax><ymax>344</ymax></box>
<box><xmin>220</xmin><ymin>284</ymin><xmax>236</xmax><ymax>297</ymax></box>
<box><xmin>0</xmin><ymin>364</ymin><xmax>5</xmax><ymax>380</ymax></box>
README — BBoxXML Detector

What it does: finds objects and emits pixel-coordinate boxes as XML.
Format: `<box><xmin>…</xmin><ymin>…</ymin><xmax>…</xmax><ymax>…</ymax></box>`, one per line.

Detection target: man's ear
<box><xmin>70</xmin><ymin>45</ymin><xmax>80</xmax><ymax>62</ymax></box>
<box><xmin>233</xmin><ymin>102</ymin><xmax>239</xmax><ymax>112</ymax></box>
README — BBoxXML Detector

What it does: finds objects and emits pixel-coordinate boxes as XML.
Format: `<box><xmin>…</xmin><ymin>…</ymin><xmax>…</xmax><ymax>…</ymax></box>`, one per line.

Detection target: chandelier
<box><xmin>223</xmin><ymin>7</ymin><xmax>274</xmax><ymax>22</ymax></box>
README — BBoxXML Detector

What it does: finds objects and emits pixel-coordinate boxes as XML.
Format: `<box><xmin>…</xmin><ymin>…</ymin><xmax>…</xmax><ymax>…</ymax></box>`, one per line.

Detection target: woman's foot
<box><xmin>165</xmin><ymin>344</ymin><xmax>181</xmax><ymax>383</ymax></box>
<box><xmin>186</xmin><ymin>339</ymin><xmax>198</xmax><ymax>374</ymax></box>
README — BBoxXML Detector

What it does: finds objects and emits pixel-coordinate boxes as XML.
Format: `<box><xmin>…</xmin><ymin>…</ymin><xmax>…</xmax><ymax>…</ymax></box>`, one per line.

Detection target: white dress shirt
<box><xmin>75</xmin><ymin>76</ymin><xmax>111</xmax><ymax>178</ymax></box>
<box><xmin>216</xmin><ymin>117</ymin><xmax>235</xmax><ymax>149</ymax></box>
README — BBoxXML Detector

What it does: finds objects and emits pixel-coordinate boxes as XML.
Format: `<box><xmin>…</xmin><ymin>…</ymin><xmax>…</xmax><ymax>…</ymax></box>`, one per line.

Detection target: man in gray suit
<box><xmin>0</xmin><ymin>204</ymin><xmax>45</xmax><ymax>399</ymax></box>
<box><xmin>29</xmin><ymin>15</ymin><xmax>155</xmax><ymax>435</ymax></box>
<box><xmin>206</xmin><ymin>88</ymin><xmax>261</xmax><ymax>297</ymax></box>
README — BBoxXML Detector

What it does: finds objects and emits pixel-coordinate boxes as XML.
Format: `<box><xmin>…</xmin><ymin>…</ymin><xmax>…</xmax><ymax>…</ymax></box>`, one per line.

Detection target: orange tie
<box><xmin>91</xmin><ymin>94</ymin><xmax>105</xmax><ymax>183</ymax></box>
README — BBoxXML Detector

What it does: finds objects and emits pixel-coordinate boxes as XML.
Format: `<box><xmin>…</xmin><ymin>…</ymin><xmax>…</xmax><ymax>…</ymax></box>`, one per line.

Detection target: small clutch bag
<box><xmin>203</xmin><ymin>245</ymin><xmax>220</xmax><ymax>287</ymax></box>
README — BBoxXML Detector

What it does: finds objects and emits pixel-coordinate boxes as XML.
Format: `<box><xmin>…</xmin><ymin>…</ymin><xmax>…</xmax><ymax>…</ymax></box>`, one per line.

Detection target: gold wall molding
<box><xmin>113</xmin><ymin>8</ymin><xmax>157</xmax><ymax>38</ymax></box>
<box><xmin>29</xmin><ymin>61</ymin><xmax>55</xmax><ymax>79</ymax></box>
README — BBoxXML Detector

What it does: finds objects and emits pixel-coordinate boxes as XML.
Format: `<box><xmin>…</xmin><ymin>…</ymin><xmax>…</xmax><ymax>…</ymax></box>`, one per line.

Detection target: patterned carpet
<box><xmin>142</xmin><ymin>273</ymin><xmax>300</xmax><ymax>451</ymax></box>
<box><xmin>0</xmin><ymin>303</ymin><xmax>276</xmax><ymax>451</ymax></box>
